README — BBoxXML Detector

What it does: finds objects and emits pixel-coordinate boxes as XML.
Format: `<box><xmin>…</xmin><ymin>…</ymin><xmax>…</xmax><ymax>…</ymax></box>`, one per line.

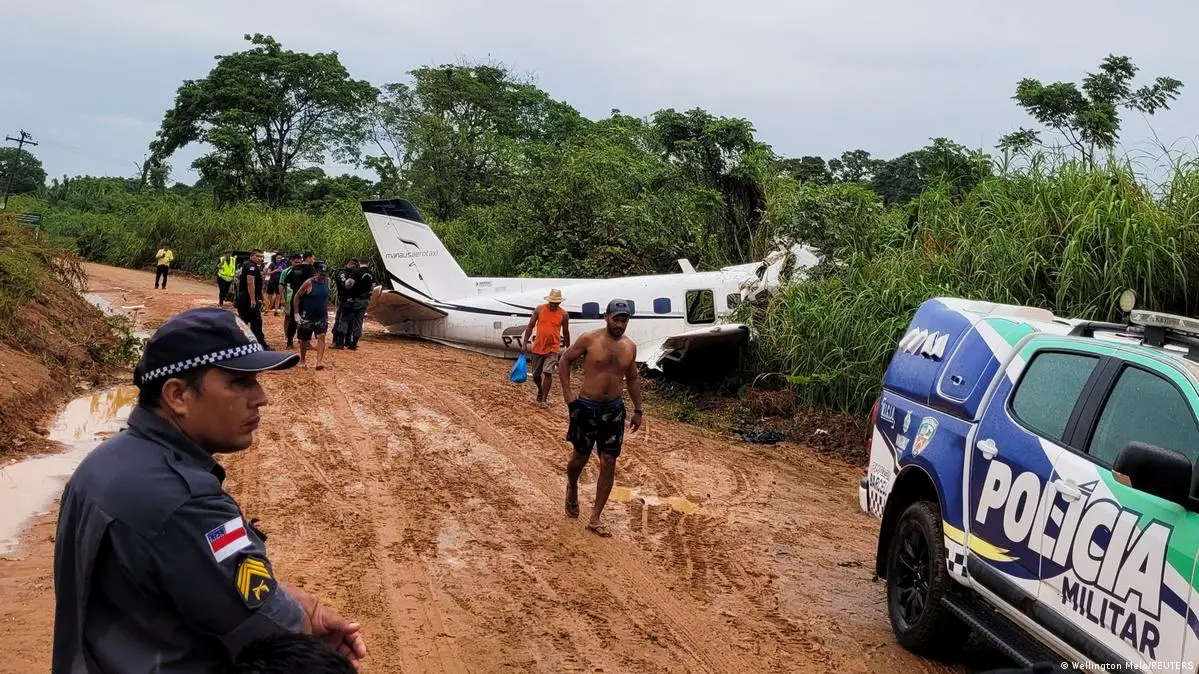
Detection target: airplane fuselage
<box><xmin>372</xmin><ymin>266</ymin><xmax>759</xmax><ymax>361</ymax></box>
<box><xmin>358</xmin><ymin>197</ymin><xmax>816</xmax><ymax>371</ymax></box>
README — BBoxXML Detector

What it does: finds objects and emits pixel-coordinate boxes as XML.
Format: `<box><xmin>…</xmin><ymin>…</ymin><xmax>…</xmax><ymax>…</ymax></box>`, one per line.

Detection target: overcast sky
<box><xmin>5</xmin><ymin>0</ymin><xmax>1199</xmax><ymax>188</ymax></box>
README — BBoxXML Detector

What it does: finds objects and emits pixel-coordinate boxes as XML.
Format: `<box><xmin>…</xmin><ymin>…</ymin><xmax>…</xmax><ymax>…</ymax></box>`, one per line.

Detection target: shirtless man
<box><xmin>558</xmin><ymin>299</ymin><xmax>643</xmax><ymax>537</ymax></box>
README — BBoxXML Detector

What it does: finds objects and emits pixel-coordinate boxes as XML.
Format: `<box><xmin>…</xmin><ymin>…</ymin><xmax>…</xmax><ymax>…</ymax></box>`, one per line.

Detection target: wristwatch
<box><xmin>633</xmin><ymin>409</ymin><xmax>643</xmax><ymax>414</ymax></box>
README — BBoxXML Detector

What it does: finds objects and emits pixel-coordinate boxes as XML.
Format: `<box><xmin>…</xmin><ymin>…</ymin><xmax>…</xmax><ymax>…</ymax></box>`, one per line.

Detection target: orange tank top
<box><xmin>532</xmin><ymin>304</ymin><xmax>565</xmax><ymax>354</ymax></box>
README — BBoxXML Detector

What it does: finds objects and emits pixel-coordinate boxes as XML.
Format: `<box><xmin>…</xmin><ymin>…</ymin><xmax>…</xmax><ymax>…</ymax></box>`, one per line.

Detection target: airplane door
<box><xmin>1038</xmin><ymin>356</ymin><xmax>1199</xmax><ymax>667</ymax></box>
<box><xmin>966</xmin><ymin>340</ymin><xmax>1105</xmax><ymax>609</ymax></box>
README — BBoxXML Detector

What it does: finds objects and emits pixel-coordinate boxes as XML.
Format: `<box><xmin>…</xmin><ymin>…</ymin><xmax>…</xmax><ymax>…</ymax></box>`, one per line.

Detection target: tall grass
<box><xmin>17</xmin><ymin>192</ymin><xmax>380</xmax><ymax>276</ymax></box>
<box><xmin>0</xmin><ymin>211</ymin><xmax>88</xmax><ymax>341</ymax></box>
<box><xmin>748</xmin><ymin>155</ymin><xmax>1199</xmax><ymax>414</ymax></box>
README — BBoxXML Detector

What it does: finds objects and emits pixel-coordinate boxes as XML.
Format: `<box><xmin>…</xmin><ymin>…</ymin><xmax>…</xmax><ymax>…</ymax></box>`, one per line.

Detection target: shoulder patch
<box><xmin>206</xmin><ymin>516</ymin><xmax>251</xmax><ymax>562</ymax></box>
<box><xmin>235</xmin><ymin>555</ymin><xmax>277</xmax><ymax>609</ymax></box>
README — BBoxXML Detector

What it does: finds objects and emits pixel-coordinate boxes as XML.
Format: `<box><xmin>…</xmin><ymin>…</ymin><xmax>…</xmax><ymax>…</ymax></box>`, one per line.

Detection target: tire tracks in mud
<box><xmin>399</xmin><ymin>375</ymin><xmax>794</xmax><ymax>673</ymax></box>
<box><xmin>350</xmin><ymin>376</ymin><xmax>721</xmax><ymax>673</ymax></box>
<box><xmin>0</xmin><ymin>264</ymin><xmax>983</xmax><ymax>674</ymax></box>
<box><xmin>302</xmin><ymin>372</ymin><xmax>471</xmax><ymax>674</ymax></box>
<box><xmin>408</xmin><ymin>359</ymin><xmax>958</xmax><ymax>674</ymax></box>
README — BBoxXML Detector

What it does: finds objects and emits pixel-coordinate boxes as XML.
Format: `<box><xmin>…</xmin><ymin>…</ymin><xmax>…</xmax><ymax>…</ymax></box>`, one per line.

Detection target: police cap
<box><xmin>133</xmin><ymin>308</ymin><xmax>299</xmax><ymax>386</ymax></box>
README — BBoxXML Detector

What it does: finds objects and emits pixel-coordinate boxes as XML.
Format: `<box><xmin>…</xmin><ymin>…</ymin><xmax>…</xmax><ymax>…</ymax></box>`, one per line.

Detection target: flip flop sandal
<box><xmin>565</xmin><ymin>499</ymin><xmax>579</xmax><ymax>518</ymax></box>
<box><xmin>586</xmin><ymin>522</ymin><xmax>612</xmax><ymax>538</ymax></box>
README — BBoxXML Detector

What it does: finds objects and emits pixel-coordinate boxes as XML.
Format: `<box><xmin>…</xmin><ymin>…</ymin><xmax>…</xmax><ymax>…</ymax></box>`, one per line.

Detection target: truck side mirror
<box><xmin>1114</xmin><ymin>441</ymin><xmax>1193</xmax><ymax>508</ymax></box>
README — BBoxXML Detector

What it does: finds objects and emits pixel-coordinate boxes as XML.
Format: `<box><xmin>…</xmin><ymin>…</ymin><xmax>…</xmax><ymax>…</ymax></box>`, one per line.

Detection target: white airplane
<box><xmin>359</xmin><ymin>198</ymin><xmax>820</xmax><ymax>372</ymax></box>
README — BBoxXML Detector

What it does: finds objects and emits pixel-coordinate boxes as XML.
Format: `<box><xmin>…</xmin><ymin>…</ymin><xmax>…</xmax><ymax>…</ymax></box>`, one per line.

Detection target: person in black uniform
<box><xmin>235</xmin><ymin>249</ymin><xmax>270</xmax><ymax>349</ymax></box>
<box><xmin>334</xmin><ymin>257</ymin><xmax>374</xmax><ymax>350</ymax></box>
<box><xmin>330</xmin><ymin>259</ymin><xmax>358</xmax><ymax>349</ymax></box>
<box><xmin>283</xmin><ymin>252</ymin><xmax>315</xmax><ymax>350</ymax></box>
<box><xmin>52</xmin><ymin>308</ymin><xmax>367</xmax><ymax>672</ymax></box>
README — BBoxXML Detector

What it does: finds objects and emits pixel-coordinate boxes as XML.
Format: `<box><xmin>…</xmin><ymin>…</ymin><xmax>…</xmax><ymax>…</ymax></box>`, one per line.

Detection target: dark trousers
<box><xmin>283</xmin><ymin>310</ymin><xmax>298</xmax><ymax>347</ymax></box>
<box><xmin>236</xmin><ymin>303</ymin><xmax>269</xmax><ymax>348</ymax></box>
<box><xmin>332</xmin><ymin>301</ymin><xmax>347</xmax><ymax>346</ymax></box>
<box><xmin>217</xmin><ymin>278</ymin><xmax>232</xmax><ymax>305</ymax></box>
<box><xmin>155</xmin><ymin>265</ymin><xmax>169</xmax><ymax>288</ymax></box>
<box><xmin>335</xmin><ymin>299</ymin><xmax>369</xmax><ymax>348</ymax></box>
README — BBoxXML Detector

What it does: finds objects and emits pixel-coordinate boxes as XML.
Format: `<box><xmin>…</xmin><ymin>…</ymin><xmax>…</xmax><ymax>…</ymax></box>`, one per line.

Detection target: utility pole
<box><xmin>1</xmin><ymin>129</ymin><xmax>38</xmax><ymax>210</ymax></box>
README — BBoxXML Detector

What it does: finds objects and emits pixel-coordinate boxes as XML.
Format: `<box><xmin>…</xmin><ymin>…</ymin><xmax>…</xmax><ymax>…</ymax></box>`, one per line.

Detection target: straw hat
<box><xmin>545</xmin><ymin>288</ymin><xmax>564</xmax><ymax>303</ymax></box>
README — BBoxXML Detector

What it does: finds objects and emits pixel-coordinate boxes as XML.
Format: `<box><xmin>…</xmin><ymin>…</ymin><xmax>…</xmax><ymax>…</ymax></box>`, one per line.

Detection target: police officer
<box><xmin>236</xmin><ymin>249</ymin><xmax>270</xmax><ymax>349</ymax></box>
<box><xmin>217</xmin><ymin>251</ymin><xmax>237</xmax><ymax>307</ymax></box>
<box><xmin>331</xmin><ymin>258</ymin><xmax>358</xmax><ymax>349</ymax></box>
<box><xmin>52</xmin><ymin>307</ymin><xmax>367</xmax><ymax>672</ymax></box>
<box><xmin>335</xmin><ymin>257</ymin><xmax>374</xmax><ymax>351</ymax></box>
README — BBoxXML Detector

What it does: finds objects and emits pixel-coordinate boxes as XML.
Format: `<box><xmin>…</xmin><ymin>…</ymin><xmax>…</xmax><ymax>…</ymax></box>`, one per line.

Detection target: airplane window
<box><xmin>686</xmin><ymin>290</ymin><xmax>715</xmax><ymax>324</ymax></box>
<box><xmin>582</xmin><ymin>302</ymin><xmax>601</xmax><ymax>319</ymax></box>
<box><xmin>654</xmin><ymin>298</ymin><xmax>671</xmax><ymax>314</ymax></box>
<box><xmin>626</xmin><ymin>299</ymin><xmax>636</xmax><ymax>315</ymax></box>
<box><xmin>727</xmin><ymin>294</ymin><xmax>741</xmax><ymax>309</ymax></box>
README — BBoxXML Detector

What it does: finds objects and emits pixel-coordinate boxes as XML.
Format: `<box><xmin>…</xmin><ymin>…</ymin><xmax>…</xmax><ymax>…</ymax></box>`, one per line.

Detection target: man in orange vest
<box><xmin>521</xmin><ymin>288</ymin><xmax>571</xmax><ymax>408</ymax></box>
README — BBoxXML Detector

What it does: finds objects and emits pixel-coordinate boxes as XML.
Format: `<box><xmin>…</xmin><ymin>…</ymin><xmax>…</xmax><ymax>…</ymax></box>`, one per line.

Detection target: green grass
<box><xmin>0</xmin><ymin>212</ymin><xmax>87</xmax><ymax>341</ymax></box>
<box><xmin>745</xmin><ymin>154</ymin><xmax>1199</xmax><ymax>414</ymax></box>
<box><xmin>14</xmin><ymin>191</ymin><xmax>380</xmax><ymax>276</ymax></box>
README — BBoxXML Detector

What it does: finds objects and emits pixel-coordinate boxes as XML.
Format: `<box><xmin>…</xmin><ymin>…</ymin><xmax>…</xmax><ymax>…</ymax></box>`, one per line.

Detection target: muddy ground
<box><xmin>0</xmin><ymin>263</ymin><xmax>1009</xmax><ymax>673</ymax></box>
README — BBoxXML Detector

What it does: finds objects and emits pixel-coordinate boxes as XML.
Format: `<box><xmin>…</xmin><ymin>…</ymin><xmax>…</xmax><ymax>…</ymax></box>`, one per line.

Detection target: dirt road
<box><xmin>0</xmin><ymin>264</ymin><xmax>996</xmax><ymax>673</ymax></box>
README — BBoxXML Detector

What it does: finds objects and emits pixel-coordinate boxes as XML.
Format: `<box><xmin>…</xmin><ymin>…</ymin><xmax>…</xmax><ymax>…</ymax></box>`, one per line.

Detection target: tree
<box><xmin>147</xmin><ymin>34</ymin><xmax>378</xmax><ymax>207</ymax></box>
<box><xmin>828</xmin><ymin>149</ymin><xmax>884</xmax><ymax>184</ymax></box>
<box><xmin>871</xmin><ymin>138</ymin><xmax>993</xmax><ymax>206</ymax></box>
<box><xmin>366</xmin><ymin>63</ymin><xmax>588</xmax><ymax>221</ymax></box>
<box><xmin>999</xmin><ymin>55</ymin><xmax>1183</xmax><ymax>164</ymax></box>
<box><xmin>778</xmin><ymin>156</ymin><xmax>832</xmax><ymax>185</ymax></box>
<box><xmin>0</xmin><ymin>147</ymin><xmax>47</xmax><ymax>197</ymax></box>
<box><xmin>652</xmin><ymin>108</ymin><xmax>771</xmax><ymax>263</ymax></box>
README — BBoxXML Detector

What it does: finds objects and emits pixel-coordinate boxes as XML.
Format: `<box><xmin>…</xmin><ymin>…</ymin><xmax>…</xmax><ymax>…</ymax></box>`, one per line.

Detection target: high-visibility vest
<box><xmin>218</xmin><ymin>257</ymin><xmax>236</xmax><ymax>281</ymax></box>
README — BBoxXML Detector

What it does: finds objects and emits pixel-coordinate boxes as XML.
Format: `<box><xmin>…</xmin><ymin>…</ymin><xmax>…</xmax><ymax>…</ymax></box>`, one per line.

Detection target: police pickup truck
<box><xmin>860</xmin><ymin>292</ymin><xmax>1199</xmax><ymax>671</ymax></box>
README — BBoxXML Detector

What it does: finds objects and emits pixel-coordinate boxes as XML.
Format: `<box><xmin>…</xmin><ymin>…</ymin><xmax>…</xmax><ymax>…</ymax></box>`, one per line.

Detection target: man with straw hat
<box><xmin>521</xmin><ymin>288</ymin><xmax>571</xmax><ymax>408</ymax></box>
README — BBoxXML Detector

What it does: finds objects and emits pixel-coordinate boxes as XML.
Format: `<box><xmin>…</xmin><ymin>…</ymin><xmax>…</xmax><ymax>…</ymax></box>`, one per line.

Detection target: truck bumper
<box><xmin>858</xmin><ymin>474</ymin><xmax>869</xmax><ymax>513</ymax></box>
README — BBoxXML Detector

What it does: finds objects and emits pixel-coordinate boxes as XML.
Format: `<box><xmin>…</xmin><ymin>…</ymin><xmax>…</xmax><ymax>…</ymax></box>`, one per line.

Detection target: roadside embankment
<box><xmin>0</xmin><ymin>214</ymin><xmax>138</xmax><ymax>459</ymax></box>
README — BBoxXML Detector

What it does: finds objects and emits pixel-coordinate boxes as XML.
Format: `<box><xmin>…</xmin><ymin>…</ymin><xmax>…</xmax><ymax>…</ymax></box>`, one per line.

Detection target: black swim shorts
<box><xmin>567</xmin><ymin>397</ymin><xmax>626</xmax><ymax>457</ymax></box>
<box><xmin>297</xmin><ymin>317</ymin><xmax>328</xmax><ymax>341</ymax></box>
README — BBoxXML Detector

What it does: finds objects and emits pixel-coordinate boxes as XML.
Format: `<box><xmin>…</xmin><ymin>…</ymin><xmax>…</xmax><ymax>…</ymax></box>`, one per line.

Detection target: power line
<box><xmin>1</xmin><ymin>129</ymin><xmax>38</xmax><ymax>210</ymax></box>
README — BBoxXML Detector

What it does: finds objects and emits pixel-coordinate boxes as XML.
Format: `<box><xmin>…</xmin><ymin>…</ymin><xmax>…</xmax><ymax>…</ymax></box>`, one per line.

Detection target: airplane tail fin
<box><xmin>361</xmin><ymin>198</ymin><xmax>471</xmax><ymax>302</ymax></box>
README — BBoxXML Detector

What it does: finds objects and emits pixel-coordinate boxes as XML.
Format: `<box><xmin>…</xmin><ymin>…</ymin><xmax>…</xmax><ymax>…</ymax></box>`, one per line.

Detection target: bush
<box><xmin>748</xmin><ymin>155</ymin><xmax>1199</xmax><ymax>414</ymax></box>
<box><xmin>28</xmin><ymin>190</ymin><xmax>379</xmax><ymax>276</ymax></box>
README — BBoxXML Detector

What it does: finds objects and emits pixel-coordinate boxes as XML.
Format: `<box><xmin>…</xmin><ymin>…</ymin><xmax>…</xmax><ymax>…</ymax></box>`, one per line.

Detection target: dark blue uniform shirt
<box><xmin>52</xmin><ymin>405</ymin><xmax>304</xmax><ymax>673</ymax></box>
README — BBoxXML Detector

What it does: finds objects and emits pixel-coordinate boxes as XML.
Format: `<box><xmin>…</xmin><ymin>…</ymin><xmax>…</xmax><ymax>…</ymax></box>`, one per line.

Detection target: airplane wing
<box><xmin>368</xmin><ymin>288</ymin><xmax>448</xmax><ymax>324</ymax></box>
<box><xmin>640</xmin><ymin>323</ymin><xmax>751</xmax><ymax>371</ymax></box>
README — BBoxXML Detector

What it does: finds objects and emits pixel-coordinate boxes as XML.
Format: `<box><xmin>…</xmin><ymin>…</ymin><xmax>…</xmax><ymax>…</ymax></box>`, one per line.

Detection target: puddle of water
<box><xmin>0</xmin><ymin>385</ymin><xmax>139</xmax><ymax>555</ymax></box>
<box><xmin>83</xmin><ymin>292</ymin><xmax>115</xmax><ymax>313</ymax></box>
<box><xmin>84</xmin><ymin>292</ymin><xmax>151</xmax><ymax>339</ymax></box>
<box><xmin>609</xmin><ymin>486</ymin><xmax>701</xmax><ymax>515</ymax></box>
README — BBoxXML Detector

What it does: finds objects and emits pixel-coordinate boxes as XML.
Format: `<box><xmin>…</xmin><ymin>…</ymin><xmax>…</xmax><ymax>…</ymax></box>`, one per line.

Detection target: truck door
<box><xmin>966</xmin><ymin>338</ymin><xmax>1106</xmax><ymax>611</ymax></box>
<box><xmin>1039</xmin><ymin>353</ymin><xmax>1199</xmax><ymax>667</ymax></box>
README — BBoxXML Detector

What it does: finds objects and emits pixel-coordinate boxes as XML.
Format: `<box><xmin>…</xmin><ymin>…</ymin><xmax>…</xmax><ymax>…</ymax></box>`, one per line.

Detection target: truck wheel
<box><xmin>885</xmin><ymin>500</ymin><xmax>970</xmax><ymax>658</ymax></box>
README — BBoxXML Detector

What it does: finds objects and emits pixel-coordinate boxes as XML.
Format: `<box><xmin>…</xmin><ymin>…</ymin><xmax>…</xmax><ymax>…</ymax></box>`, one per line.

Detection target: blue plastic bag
<box><xmin>510</xmin><ymin>353</ymin><xmax>528</xmax><ymax>383</ymax></box>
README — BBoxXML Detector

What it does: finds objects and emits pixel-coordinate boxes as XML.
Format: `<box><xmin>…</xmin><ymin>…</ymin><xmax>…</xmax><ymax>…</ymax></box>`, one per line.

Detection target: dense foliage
<box><xmin>747</xmin><ymin>157</ymin><xmax>1199</xmax><ymax>412</ymax></box>
<box><xmin>7</xmin><ymin>41</ymin><xmax>1194</xmax><ymax>415</ymax></box>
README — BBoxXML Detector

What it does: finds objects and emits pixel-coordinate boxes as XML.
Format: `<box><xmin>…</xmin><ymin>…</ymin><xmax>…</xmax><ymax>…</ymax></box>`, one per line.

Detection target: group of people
<box><xmin>48</xmin><ymin>263</ymin><xmax>643</xmax><ymax>671</ymax></box>
<box><xmin>213</xmin><ymin>250</ymin><xmax>374</xmax><ymax>370</ymax></box>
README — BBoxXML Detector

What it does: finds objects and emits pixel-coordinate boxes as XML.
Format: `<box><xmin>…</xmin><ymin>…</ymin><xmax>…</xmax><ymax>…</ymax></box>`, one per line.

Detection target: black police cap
<box><xmin>133</xmin><ymin>308</ymin><xmax>299</xmax><ymax>386</ymax></box>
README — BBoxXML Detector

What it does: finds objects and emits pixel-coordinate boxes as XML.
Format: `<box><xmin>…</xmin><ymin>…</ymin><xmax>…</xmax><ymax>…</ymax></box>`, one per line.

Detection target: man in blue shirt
<box><xmin>52</xmin><ymin>308</ymin><xmax>367</xmax><ymax>672</ymax></box>
<box><xmin>293</xmin><ymin>261</ymin><xmax>332</xmax><ymax>370</ymax></box>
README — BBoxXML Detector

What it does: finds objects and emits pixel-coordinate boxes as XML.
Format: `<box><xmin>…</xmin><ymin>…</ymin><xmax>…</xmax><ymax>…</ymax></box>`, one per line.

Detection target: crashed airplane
<box><xmin>360</xmin><ymin>198</ymin><xmax>819</xmax><ymax>372</ymax></box>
